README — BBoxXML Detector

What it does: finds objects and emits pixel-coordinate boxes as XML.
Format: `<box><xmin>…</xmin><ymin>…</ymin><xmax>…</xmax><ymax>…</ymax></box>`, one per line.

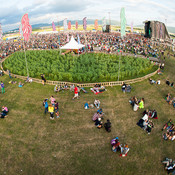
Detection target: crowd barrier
<box><xmin>0</xmin><ymin>52</ymin><xmax>159</xmax><ymax>87</ymax></box>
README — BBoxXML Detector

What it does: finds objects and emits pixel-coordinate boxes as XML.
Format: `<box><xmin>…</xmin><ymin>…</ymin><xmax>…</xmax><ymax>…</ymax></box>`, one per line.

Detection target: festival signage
<box><xmin>95</xmin><ymin>19</ymin><xmax>98</xmax><ymax>30</ymax></box>
<box><xmin>120</xmin><ymin>7</ymin><xmax>126</xmax><ymax>38</ymax></box>
<box><xmin>0</xmin><ymin>23</ymin><xmax>3</xmax><ymax>42</ymax></box>
<box><xmin>102</xmin><ymin>17</ymin><xmax>106</xmax><ymax>31</ymax></box>
<box><xmin>83</xmin><ymin>17</ymin><xmax>87</xmax><ymax>30</ymax></box>
<box><xmin>21</xmin><ymin>13</ymin><xmax>32</xmax><ymax>41</ymax></box>
<box><xmin>75</xmin><ymin>21</ymin><xmax>78</xmax><ymax>30</ymax></box>
<box><xmin>52</xmin><ymin>21</ymin><xmax>56</xmax><ymax>31</ymax></box>
<box><xmin>68</xmin><ymin>21</ymin><xmax>71</xmax><ymax>30</ymax></box>
<box><xmin>63</xmin><ymin>18</ymin><xmax>68</xmax><ymax>30</ymax></box>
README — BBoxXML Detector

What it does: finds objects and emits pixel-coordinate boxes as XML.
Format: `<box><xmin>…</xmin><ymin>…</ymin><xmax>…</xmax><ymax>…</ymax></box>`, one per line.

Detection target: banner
<box><xmin>94</xmin><ymin>19</ymin><xmax>98</xmax><ymax>30</ymax></box>
<box><xmin>75</xmin><ymin>21</ymin><xmax>78</xmax><ymax>30</ymax></box>
<box><xmin>68</xmin><ymin>21</ymin><xmax>71</xmax><ymax>30</ymax></box>
<box><xmin>120</xmin><ymin>7</ymin><xmax>126</xmax><ymax>38</ymax></box>
<box><xmin>102</xmin><ymin>17</ymin><xmax>106</xmax><ymax>31</ymax></box>
<box><xmin>131</xmin><ymin>22</ymin><xmax>133</xmax><ymax>33</ymax></box>
<box><xmin>21</xmin><ymin>13</ymin><xmax>32</xmax><ymax>41</ymax></box>
<box><xmin>52</xmin><ymin>21</ymin><xmax>56</xmax><ymax>31</ymax></box>
<box><xmin>83</xmin><ymin>17</ymin><xmax>87</xmax><ymax>30</ymax></box>
<box><xmin>0</xmin><ymin>23</ymin><xmax>3</xmax><ymax>42</ymax></box>
<box><xmin>63</xmin><ymin>18</ymin><xmax>68</xmax><ymax>30</ymax></box>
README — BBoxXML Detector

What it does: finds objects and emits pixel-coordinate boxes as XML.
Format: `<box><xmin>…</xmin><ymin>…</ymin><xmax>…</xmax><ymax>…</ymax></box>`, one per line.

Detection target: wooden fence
<box><xmin>0</xmin><ymin>53</ymin><xmax>159</xmax><ymax>87</ymax></box>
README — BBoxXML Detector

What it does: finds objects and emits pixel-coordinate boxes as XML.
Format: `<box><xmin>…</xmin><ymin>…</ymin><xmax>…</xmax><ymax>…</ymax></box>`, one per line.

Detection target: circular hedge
<box><xmin>3</xmin><ymin>50</ymin><xmax>158</xmax><ymax>83</ymax></box>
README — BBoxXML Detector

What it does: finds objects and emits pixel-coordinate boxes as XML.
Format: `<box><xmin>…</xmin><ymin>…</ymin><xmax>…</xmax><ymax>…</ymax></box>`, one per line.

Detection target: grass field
<box><xmin>0</xmin><ymin>55</ymin><xmax>174</xmax><ymax>175</ymax></box>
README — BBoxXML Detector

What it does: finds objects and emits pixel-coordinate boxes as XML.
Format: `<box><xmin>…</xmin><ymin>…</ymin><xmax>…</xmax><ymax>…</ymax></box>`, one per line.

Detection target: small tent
<box><xmin>60</xmin><ymin>36</ymin><xmax>85</xmax><ymax>50</ymax></box>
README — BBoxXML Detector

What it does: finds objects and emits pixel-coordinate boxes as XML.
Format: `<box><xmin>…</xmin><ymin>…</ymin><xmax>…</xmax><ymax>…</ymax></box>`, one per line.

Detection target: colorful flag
<box><xmin>83</xmin><ymin>17</ymin><xmax>87</xmax><ymax>30</ymax></box>
<box><xmin>77</xmin><ymin>34</ymin><xmax>80</xmax><ymax>44</ymax></box>
<box><xmin>120</xmin><ymin>7</ymin><xmax>126</xmax><ymax>38</ymax></box>
<box><xmin>0</xmin><ymin>23</ymin><xmax>3</xmax><ymax>42</ymax></box>
<box><xmin>68</xmin><ymin>21</ymin><xmax>71</xmax><ymax>30</ymax></box>
<box><xmin>102</xmin><ymin>17</ymin><xmax>106</xmax><ymax>31</ymax></box>
<box><xmin>63</xmin><ymin>18</ymin><xmax>68</xmax><ymax>30</ymax></box>
<box><xmin>52</xmin><ymin>21</ymin><xmax>56</xmax><ymax>31</ymax></box>
<box><xmin>131</xmin><ymin>22</ymin><xmax>133</xmax><ymax>33</ymax></box>
<box><xmin>21</xmin><ymin>13</ymin><xmax>32</xmax><ymax>41</ymax></box>
<box><xmin>75</xmin><ymin>21</ymin><xmax>78</xmax><ymax>30</ymax></box>
<box><xmin>94</xmin><ymin>19</ymin><xmax>98</xmax><ymax>30</ymax></box>
<box><xmin>66</xmin><ymin>33</ymin><xmax>69</xmax><ymax>42</ymax></box>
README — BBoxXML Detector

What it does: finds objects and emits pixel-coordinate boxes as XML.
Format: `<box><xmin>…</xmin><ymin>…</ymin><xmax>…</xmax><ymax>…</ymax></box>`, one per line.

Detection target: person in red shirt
<box><xmin>73</xmin><ymin>86</ymin><xmax>79</xmax><ymax>99</ymax></box>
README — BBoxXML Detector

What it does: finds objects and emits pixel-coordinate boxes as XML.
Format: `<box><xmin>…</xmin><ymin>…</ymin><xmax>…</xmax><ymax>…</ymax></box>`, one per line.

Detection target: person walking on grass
<box><xmin>1</xmin><ymin>81</ymin><xmax>5</xmax><ymax>94</ymax></box>
<box><xmin>73</xmin><ymin>86</ymin><xmax>79</xmax><ymax>99</ymax></box>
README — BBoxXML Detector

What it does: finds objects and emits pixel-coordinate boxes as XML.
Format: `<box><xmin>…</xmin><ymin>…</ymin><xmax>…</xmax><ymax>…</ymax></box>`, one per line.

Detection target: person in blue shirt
<box><xmin>43</xmin><ymin>99</ymin><xmax>48</xmax><ymax>114</ymax></box>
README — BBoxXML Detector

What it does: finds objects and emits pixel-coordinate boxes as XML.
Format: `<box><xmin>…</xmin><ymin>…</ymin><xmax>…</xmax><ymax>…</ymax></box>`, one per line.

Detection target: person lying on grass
<box><xmin>94</xmin><ymin>99</ymin><xmax>100</xmax><ymax>108</ymax></box>
<box><xmin>162</xmin><ymin>119</ymin><xmax>172</xmax><ymax>131</ymax></box>
<box><xmin>162</xmin><ymin>158</ymin><xmax>175</xmax><ymax>174</ymax></box>
<box><xmin>18</xmin><ymin>81</ymin><xmax>24</xmax><ymax>87</ymax></box>
<box><xmin>163</xmin><ymin>132</ymin><xmax>175</xmax><ymax>141</ymax></box>
<box><xmin>120</xmin><ymin>144</ymin><xmax>130</xmax><ymax>157</ymax></box>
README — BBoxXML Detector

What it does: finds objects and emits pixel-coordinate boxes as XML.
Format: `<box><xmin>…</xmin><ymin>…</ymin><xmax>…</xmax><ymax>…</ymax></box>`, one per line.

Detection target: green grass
<box><xmin>0</xmin><ymin>55</ymin><xmax>174</xmax><ymax>175</ymax></box>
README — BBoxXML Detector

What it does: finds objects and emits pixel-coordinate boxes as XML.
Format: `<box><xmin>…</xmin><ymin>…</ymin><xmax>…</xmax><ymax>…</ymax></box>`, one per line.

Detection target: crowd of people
<box><xmin>0</xmin><ymin>31</ymin><xmax>171</xmax><ymax>62</ymax></box>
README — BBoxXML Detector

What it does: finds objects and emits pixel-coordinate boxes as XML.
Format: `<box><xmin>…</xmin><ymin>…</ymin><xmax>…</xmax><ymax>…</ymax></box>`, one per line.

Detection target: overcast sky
<box><xmin>0</xmin><ymin>0</ymin><xmax>175</xmax><ymax>31</ymax></box>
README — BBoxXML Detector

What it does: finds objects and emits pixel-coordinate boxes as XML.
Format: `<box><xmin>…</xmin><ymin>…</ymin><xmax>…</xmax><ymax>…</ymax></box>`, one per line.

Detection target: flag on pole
<box><xmin>68</xmin><ymin>21</ymin><xmax>71</xmax><ymax>30</ymax></box>
<box><xmin>75</xmin><ymin>21</ymin><xmax>78</xmax><ymax>30</ymax></box>
<box><xmin>120</xmin><ymin>7</ymin><xmax>126</xmax><ymax>38</ymax></box>
<box><xmin>0</xmin><ymin>23</ymin><xmax>3</xmax><ymax>42</ymax></box>
<box><xmin>21</xmin><ymin>14</ymin><xmax>32</xmax><ymax>41</ymax></box>
<box><xmin>77</xmin><ymin>34</ymin><xmax>80</xmax><ymax>44</ymax></box>
<box><xmin>66</xmin><ymin>33</ymin><xmax>69</xmax><ymax>42</ymax></box>
<box><xmin>94</xmin><ymin>19</ymin><xmax>98</xmax><ymax>30</ymax></box>
<box><xmin>52</xmin><ymin>21</ymin><xmax>56</xmax><ymax>31</ymax></box>
<box><xmin>63</xmin><ymin>18</ymin><xmax>68</xmax><ymax>30</ymax></box>
<box><xmin>131</xmin><ymin>22</ymin><xmax>133</xmax><ymax>33</ymax></box>
<box><xmin>83</xmin><ymin>17</ymin><xmax>87</xmax><ymax>30</ymax></box>
<box><xmin>102</xmin><ymin>17</ymin><xmax>106</xmax><ymax>31</ymax></box>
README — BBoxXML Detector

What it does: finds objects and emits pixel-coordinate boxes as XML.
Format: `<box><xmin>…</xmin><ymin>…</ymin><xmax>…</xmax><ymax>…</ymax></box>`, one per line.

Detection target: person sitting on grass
<box><xmin>166</xmin><ymin>79</ymin><xmax>170</xmax><ymax>86</ymax></box>
<box><xmin>162</xmin><ymin>158</ymin><xmax>175</xmax><ymax>174</ymax></box>
<box><xmin>146</xmin><ymin>120</ymin><xmax>154</xmax><ymax>134</ymax></box>
<box><xmin>1</xmin><ymin>106</ymin><xmax>8</xmax><ymax>118</ymax></box>
<box><xmin>55</xmin><ymin>111</ymin><xmax>60</xmax><ymax>119</ymax></box>
<box><xmin>129</xmin><ymin>96</ymin><xmax>138</xmax><ymax>106</ymax></box>
<box><xmin>121</xmin><ymin>82</ymin><xmax>127</xmax><ymax>93</ymax></box>
<box><xmin>92</xmin><ymin>112</ymin><xmax>102</xmax><ymax>121</ymax></box>
<box><xmin>165</xmin><ymin>93</ymin><xmax>171</xmax><ymax>103</ymax></box>
<box><xmin>133</xmin><ymin>102</ymin><xmax>139</xmax><ymax>112</ymax></box>
<box><xmin>112</xmin><ymin>141</ymin><xmax>121</xmax><ymax>153</ymax></box>
<box><xmin>94</xmin><ymin>99</ymin><xmax>100</xmax><ymax>108</ymax></box>
<box><xmin>95</xmin><ymin>117</ymin><xmax>103</xmax><ymax>129</ymax></box>
<box><xmin>48</xmin><ymin>104</ymin><xmax>54</xmax><ymax>120</ymax></box>
<box><xmin>139</xmin><ymin>98</ymin><xmax>144</xmax><ymax>109</ymax></box>
<box><xmin>104</xmin><ymin>119</ymin><xmax>111</xmax><ymax>132</ymax></box>
<box><xmin>120</xmin><ymin>144</ymin><xmax>130</xmax><ymax>157</ymax></box>
<box><xmin>18</xmin><ymin>81</ymin><xmax>24</xmax><ymax>87</ymax></box>
<box><xmin>64</xmin><ymin>83</ymin><xmax>68</xmax><ymax>90</ymax></box>
<box><xmin>54</xmin><ymin>85</ymin><xmax>59</xmax><ymax>93</ymax></box>
<box><xmin>84</xmin><ymin>102</ymin><xmax>89</xmax><ymax>109</ymax></box>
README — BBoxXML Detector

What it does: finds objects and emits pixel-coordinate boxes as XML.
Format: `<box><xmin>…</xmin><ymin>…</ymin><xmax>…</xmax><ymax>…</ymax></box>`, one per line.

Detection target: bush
<box><xmin>3</xmin><ymin>51</ymin><xmax>158</xmax><ymax>83</ymax></box>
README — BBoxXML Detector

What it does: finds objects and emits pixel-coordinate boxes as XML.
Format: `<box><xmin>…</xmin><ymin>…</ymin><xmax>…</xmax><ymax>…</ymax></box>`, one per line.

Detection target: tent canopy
<box><xmin>60</xmin><ymin>36</ymin><xmax>85</xmax><ymax>50</ymax></box>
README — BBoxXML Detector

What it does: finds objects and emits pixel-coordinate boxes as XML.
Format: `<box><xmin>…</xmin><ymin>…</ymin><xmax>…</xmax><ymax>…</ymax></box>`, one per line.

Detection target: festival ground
<box><xmin>0</xmin><ymin>53</ymin><xmax>174</xmax><ymax>175</ymax></box>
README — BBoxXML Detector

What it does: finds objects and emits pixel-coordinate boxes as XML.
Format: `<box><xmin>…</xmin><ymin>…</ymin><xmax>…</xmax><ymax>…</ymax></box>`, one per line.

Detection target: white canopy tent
<box><xmin>60</xmin><ymin>36</ymin><xmax>85</xmax><ymax>50</ymax></box>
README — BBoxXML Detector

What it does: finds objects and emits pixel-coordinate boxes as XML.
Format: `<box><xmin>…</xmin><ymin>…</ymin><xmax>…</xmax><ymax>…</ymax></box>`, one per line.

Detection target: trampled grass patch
<box><xmin>0</xmin><ymin>55</ymin><xmax>174</xmax><ymax>175</ymax></box>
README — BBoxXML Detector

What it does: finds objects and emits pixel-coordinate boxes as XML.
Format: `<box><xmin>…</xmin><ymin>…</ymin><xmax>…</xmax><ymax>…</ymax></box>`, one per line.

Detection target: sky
<box><xmin>0</xmin><ymin>0</ymin><xmax>175</xmax><ymax>31</ymax></box>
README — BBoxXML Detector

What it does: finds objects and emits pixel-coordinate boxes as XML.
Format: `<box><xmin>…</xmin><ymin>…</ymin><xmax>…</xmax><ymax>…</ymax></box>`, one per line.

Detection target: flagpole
<box><xmin>23</xmin><ymin>40</ymin><xmax>29</xmax><ymax>77</ymax></box>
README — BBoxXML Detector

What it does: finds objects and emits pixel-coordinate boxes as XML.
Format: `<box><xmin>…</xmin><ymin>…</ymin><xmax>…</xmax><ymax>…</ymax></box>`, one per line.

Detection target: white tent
<box><xmin>60</xmin><ymin>36</ymin><xmax>85</xmax><ymax>50</ymax></box>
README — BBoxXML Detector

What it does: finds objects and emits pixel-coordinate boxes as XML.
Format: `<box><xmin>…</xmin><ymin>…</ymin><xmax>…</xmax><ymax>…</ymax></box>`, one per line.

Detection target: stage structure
<box><xmin>144</xmin><ymin>21</ymin><xmax>170</xmax><ymax>41</ymax></box>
